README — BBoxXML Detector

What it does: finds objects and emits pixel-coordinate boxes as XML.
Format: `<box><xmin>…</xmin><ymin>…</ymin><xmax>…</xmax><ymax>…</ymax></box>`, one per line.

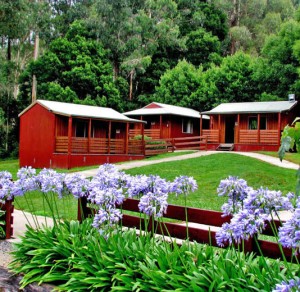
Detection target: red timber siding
<box><xmin>19</xmin><ymin>103</ymin><xmax>55</xmax><ymax>168</ymax></box>
<box><xmin>170</xmin><ymin>116</ymin><xmax>200</xmax><ymax>139</ymax></box>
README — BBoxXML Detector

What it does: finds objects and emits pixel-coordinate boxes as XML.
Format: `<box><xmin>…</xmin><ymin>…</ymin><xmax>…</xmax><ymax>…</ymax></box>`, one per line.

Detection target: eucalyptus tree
<box><xmin>18</xmin><ymin>21</ymin><xmax>124</xmax><ymax>111</ymax></box>
<box><xmin>214</xmin><ymin>0</ymin><xmax>296</xmax><ymax>54</ymax></box>
<box><xmin>252</xmin><ymin>19</ymin><xmax>300</xmax><ymax>99</ymax></box>
<box><xmin>87</xmin><ymin>0</ymin><xmax>182</xmax><ymax>101</ymax></box>
<box><xmin>154</xmin><ymin>59</ymin><xmax>202</xmax><ymax>108</ymax></box>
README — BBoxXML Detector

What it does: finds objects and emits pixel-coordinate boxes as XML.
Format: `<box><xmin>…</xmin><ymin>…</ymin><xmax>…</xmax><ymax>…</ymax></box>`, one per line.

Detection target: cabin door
<box><xmin>225</xmin><ymin>116</ymin><xmax>235</xmax><ymax>143</ymax></box>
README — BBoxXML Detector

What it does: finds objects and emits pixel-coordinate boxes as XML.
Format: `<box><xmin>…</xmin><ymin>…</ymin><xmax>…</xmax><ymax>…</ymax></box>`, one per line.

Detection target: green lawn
<box><xmin>125</xmin><ymin>153</ymin><xmax>297</xmax><ymax>211</ymax></box>
<box><xmin>4</xmin><ymin>153</ymin><xmax>297</xmax><ymax>219</ymax></box>
<box><xmin>0</xmin><ymin>151</ymin><xmax>196</xmax><ymax>179</ymax></box>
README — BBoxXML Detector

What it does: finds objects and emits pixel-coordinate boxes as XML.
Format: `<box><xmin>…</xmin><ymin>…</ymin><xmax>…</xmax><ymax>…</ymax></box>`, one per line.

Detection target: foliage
<box><xmin>154</xmin><ymin>59</ymin><xmax>202</xmax><ymax>108</ymax></box>
<box><xmin>0</xmin><ymin>209</ymin><xmax>5</xmax><ymax>239</ymax></box>
<box><xmin>18</xmin><ymin>21</ymin><xmax>124</xmax><ymax>112</ymax></box>
<box><xmin>7</xmin><ymin>165</ymin><xmax>298</xmax><ymax>290</ymax></box>
<box><xmin>9</xmin><ymin>218</ymin><xmax>291</xmax><ymax>291</ymax></box>
<box><xmin>278</xmin><ymin>119</ymin><xmax>300</xmax><ymax>195</ymax></box>
<box><xmin>192</xmin><ymin>52</ymin><xmax>259</xmax><ymax>110</ymax></box>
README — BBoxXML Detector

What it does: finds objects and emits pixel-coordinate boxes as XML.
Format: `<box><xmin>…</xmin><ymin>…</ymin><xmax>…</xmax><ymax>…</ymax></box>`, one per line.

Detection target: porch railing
<box><xmin>202</xmin><ymin>129</ymin><xmax>279</xmax><ymax>145</ymax></box>
<box><xmin>202</xmin><ymin>129</ymin><xmax>219</xmax><ymax>143</ymax></box>
<box><xmin>129</xmin><ymin>129</ymin><xmax>161</xmax><ymax>139</ymax></box>
<box><xmin>239</xmin><ymin>130</ymin><xmax>278</xmax><ymax>144</ymax></box>
<box><xmin>55</xmin><ymin>137</ymin><xmax>129</xmax><ymax>154</ymax></box>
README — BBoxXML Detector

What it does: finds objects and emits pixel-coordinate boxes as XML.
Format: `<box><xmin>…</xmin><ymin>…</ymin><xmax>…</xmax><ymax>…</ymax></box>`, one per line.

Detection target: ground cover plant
<box><xmin>1</xmin><ymin>163</ymin><xmax>300</xmax><ymax>290</ymax></box>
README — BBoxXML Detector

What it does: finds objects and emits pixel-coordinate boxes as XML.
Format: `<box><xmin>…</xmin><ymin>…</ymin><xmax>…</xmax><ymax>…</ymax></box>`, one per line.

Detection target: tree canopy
<box><xmin>1</xmin><ymin>0</ymin><xmax>300</xmax><ymax>157</ymax></box>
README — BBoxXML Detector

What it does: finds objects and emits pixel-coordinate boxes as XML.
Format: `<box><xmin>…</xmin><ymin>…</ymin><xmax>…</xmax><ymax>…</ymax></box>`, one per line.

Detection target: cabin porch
<box><xmin>202</xmin><ymin>129</ymin><xmax>280</xmax><ymax>151</ymax></box>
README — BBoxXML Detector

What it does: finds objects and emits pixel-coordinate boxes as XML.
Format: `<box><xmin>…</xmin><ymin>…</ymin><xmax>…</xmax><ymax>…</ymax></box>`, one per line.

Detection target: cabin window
<box><xmin>182</xmin><ymin>119</ymin><xmax>193</xmax><ymax>134</ymax></box>
<box><xmin>75</xmin><ymin>120</ymin><xmax>88</xmax><ymax>137</ymax></box>
<box><xmin>248</xmin><ymin>116</ymin><xmax>267</xmax><ymax>130</ymax></box>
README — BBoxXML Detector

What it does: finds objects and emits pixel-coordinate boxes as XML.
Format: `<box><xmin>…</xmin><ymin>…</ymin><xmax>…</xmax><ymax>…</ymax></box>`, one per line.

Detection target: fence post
<box><xmin>2</xmin><ymin>199</ymin><xmax>14</xmax><ymax>239</ymax></box>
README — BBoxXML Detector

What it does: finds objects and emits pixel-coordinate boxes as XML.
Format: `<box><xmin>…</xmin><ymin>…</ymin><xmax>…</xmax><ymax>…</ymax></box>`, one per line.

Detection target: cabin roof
<box><xmin>19</xmin><ymin>100</ymin><xmax>145</xmax><ymax>123</ymax></box>
<box><xmin>123</xmin><ymin>102</ymin><xmax>209</xmax><ymax>119</ymax></box>
<box><xmin>201</xmin><ymin>100</ymin><xmax>298</xmax><ymax>115</ymax></box>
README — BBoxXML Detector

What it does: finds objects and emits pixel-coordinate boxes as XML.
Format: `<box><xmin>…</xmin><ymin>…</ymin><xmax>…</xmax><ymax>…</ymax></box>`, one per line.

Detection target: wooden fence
<box><xmin>78</xmin><ymin>197</ymin><xmax>298</xmax><ymax>262</ymax></box>
<box><xmin>1</xmin><ymin>199</ymin><xmax>14</xmax><ymax>239</ymax></box>
<box><xmin>144</xmin><ymin>136</ymin><xmax>207</xmax><ymax>156</ymax></box>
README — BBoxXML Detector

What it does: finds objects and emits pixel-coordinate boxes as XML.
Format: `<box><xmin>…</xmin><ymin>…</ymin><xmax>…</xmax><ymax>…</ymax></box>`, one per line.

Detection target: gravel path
<box><xmin>0</xmin><ymin>240</ymin><xmax>13</xmax><ymax>269</ymax></box>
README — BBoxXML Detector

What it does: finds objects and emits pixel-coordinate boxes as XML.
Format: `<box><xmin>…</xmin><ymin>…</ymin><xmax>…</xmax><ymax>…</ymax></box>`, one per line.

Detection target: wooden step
<box><xmin>216</xmin><ymin>144</ymin><xmax>234</xmax><ymax>151</ymax></box>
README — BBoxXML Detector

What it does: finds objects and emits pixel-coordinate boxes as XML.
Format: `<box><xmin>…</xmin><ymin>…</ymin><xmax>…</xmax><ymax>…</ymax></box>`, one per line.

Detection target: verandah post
<box><xmin>67</xmin><ymin>116</ymin><xmax>72</xmax><ymax>169</ymax></box>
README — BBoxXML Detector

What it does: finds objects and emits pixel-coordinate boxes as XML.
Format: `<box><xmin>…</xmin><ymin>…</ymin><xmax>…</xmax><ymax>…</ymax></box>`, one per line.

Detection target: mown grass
<box><xmin>0</xmin><ymin>151</ymin><xmax>196</xmax><ymax>179</ymax></box>
<box><xmin>125</xmin><ymin>153</ymin><xmax>297</xmax><ymax>211</ymax></box>
<box><xmin>5</xmin><ymin>153</ymin><xmax>297</xmax><ymax>219</ymax></box>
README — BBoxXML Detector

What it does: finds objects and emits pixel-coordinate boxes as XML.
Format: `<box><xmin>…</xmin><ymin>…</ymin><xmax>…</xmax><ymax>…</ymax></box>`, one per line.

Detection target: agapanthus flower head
<box><xmin>14</xmin><ymin>167</ymin><xmax>38</xmax><ymax>194</ymax></box>
<box><xmin>64</xmin><ymin>173</ymin><xmax>90</xmax><ymax>198</ymax></box>
<box><xmin>92</xmin><ymin>206</ymin><xmax>123</xmax><ymax>237</ymax></box>
<box><xmin>217</xmin><ymin>176</ymin><xmax>249</xmax><ymax>200</ymax></box>
<box><xmin>218</xmin><ymin>176</ymin><xmax>251</xmax><ymax>215</ymax></box>
<box><xmin>92</xmin><ymin>163</ymin><xmax>129</xmax><ymax>193</ymax></box>
<box><xmin>171</xmin><ymin>175</ymin><xmax>198</xmax><ymax>196</ymax></box>
<box><xmin>36</xmin><ymin>168</ymin><xmax>65</xmax><ymax>198</ymax></box>
<box><xmin>216</xmin><ymin>209</ymin><xmax>268</xmax><ymax>247</ymax></box>
<box><xmin>138</xmin><ymin>191</ymin><xmax>168</xmax><ymax>218</ymax></box>
<box><xmin>0</xmin><ymin>177</ymin><xmax>14</xmax><ymax>202</ymax></box>
<box><xmin>244</xmin><ymin>187</ymin><xmax>294</xmax><ymax>215</ymax></box>
<box><xmin>0</xmin><ymin>171</ymin><xmax>12</xmax><ymax>180</ymax></box>
<box><xmin>272</xmin><ymin>277</ymin><xmax>300</xmax><ymax>292</ymax></box>
<box><xmin>278</xmin><ymin>208</ymin><xmax>300</xmax><ymax>254</ymax></box>
<box><xmin>126</xmin><ymin>174</ymin><xmax>150</xmax><ymax>198</ymax></box>
<box><xmin>17</xmin><ymin>166</ymin><xmax>36</xmax><ymax>180</ymax></box>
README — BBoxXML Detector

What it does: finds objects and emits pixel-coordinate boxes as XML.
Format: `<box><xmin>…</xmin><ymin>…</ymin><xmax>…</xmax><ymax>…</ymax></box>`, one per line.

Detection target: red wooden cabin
<box><xmin>123</xmin><ymin>102</ymin><xmax>209</xmax><ymax>140</ymax></box>
<box><xmin>201</xmin><ymin>100</ymin><xmax>299</xmax><ymax>151</ymax></box>
<box><xmin>19</xmin><ymin>100</ymin><xmax>145</xmax><ymax>169</ymax></box>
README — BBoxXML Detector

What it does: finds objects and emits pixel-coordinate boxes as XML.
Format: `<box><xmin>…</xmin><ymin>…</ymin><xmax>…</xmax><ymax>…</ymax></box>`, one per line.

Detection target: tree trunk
<box><xmin>7</xmin><ymin>38</ymin><xmax>11</xmax><ymax>61</ymax></box>
<box><xmin>113</xmin><ymin>61</ymin><xmax>119</xmax><ymax>81</ymax></box>
<box><xmin>129</xmin><ymin>70</ymin><xmax>134</xmax><ymax>101</ymax></box>
<box><xmin>31</xmin><ymin>33</ymin><xmax>39</xmax><ymax>103</ymax></box>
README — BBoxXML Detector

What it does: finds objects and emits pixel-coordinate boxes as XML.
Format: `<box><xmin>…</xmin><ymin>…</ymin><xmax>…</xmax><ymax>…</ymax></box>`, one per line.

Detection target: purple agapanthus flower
<box><xmin>13</xmin><ymin>167</ymin><xmax>38</xmax><ymax>196</ymax></box>
<box><xmin>0</xmin><ymin>174</ymin><xmax>14</xmax><ymax>202</ymax></box>
<box><xmin>216</xmin><ymin>209</ymin><xmax>269</xmax><ymax>247</ymax></box>
<box><xmin>0</xmin><ymin>171</ymin><xmax>12</xmax><ymax>180</ymax></box>
<box><xmin>64</xmin><ymin>173</ymin><xmax>90</xmax><ymax>198</ymax></box>
<box><xmin>244</xmin><ymin>187</ymin><xmax>294</xmax><ymax>215</ymax></box>
<box><xmin>126</xmin><ymin>174</ymin><xmax>150</xmax><ymax>198</ymax></box>
<box><xmin>218</xmin><ymin>176</ymin><xmax>252</xmax><ymax>215</ymax></box>
<box><xmin>278</xmin><ymin>204</ymin><xmax>300</xmax><ymax>254</ymax></box>
<box><xmin>272</xmin><ymin>278</ymin><xmax>300</xmax><ymax>292</ymax></box>
<box><xmin>171</xmin><ymin>175</ymin><xmax>198</xmax><ymax>196</ymax></box>
<box><xmin>138</xmin><ymin>191</ymin><xmax>168</xmax><ymax>218</ymax></box>
<box><xmin>36</xmin><ymin>168</ymin><xmax>65</xmax><ymax>198</ymax></box>
<box><xmin>92</xmin><ymin>206</ymin><xmax>123</xmax><ymax>236</ymax></box>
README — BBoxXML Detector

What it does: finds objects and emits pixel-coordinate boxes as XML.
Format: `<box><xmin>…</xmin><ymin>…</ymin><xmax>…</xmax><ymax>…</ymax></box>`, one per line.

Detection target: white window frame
<box><xmin>182</xmin><ymin>118</ymin><xmax>193</xmax><ymax>134</ymax></box>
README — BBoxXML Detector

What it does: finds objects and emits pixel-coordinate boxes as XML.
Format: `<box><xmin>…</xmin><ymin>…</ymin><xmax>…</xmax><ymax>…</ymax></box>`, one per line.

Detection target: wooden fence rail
<box><xmin>78</xmin><ymin>197</ymin><xmax>297</xmax><ymax>262</ymax></box>
<box><xmin>1</xmin><ymin>199</ymin><xmax>14</xmax><ymax>239</ymax></box>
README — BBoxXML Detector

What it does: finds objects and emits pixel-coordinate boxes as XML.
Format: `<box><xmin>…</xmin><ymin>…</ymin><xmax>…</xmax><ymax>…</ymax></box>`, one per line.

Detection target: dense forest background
<box><xmin>1</xmin><ymin>0</ymin><xmax>300</xmax><ymax>158</ymax></box>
